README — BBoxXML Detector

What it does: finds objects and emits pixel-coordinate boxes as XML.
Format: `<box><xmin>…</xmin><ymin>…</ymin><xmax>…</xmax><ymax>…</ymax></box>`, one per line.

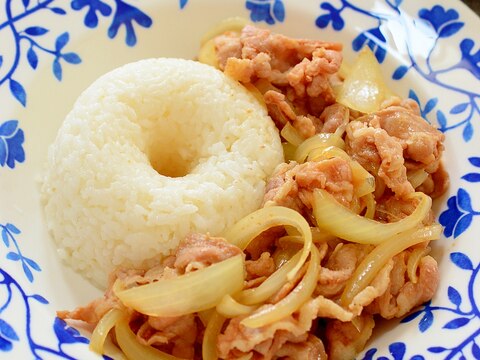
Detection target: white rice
<box><xmin>41</xmin><ymin>58</ymin><xmax>283</xmax><ymax>288</ymax></box>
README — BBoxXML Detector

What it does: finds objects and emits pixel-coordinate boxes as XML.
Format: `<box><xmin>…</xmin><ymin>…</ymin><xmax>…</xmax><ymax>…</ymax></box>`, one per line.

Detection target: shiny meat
<box><xmin>214</xmin><ymin>25</ymin><xmax>342</xmax><ymax>137</ymax></box>
<box><xmin>263</xmin><ymin>158</ymin><xmax>354</xmax><ymax>213</ymax></box>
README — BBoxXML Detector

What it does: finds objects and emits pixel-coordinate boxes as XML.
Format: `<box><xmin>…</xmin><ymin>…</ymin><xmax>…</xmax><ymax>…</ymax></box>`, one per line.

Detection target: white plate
<box><xmin>1</xmin><ymin>0</ymin><xmax>479</xmax><ymax>358</ymax></box>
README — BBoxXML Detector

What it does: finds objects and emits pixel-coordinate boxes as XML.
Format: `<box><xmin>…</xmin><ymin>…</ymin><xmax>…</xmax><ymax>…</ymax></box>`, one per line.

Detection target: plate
<box><xmin>0</xmin><ymin>0</ymin><xmax>479</xmax><ymax>359</ymax></box>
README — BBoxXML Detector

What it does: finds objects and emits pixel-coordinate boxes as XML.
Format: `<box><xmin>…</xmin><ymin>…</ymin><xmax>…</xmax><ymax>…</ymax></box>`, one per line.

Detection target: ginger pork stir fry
<box><xmin>59</xmin><ymin>23</ymin><xmax>448</xmax><ymax>360</ymax></box>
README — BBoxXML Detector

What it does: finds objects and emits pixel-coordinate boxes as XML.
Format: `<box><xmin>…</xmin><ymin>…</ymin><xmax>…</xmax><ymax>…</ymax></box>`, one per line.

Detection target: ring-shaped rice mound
<box><xmin>41</xmin><ymin>58</ymin><xmax>283</xmax><ymax>288</ymax></box>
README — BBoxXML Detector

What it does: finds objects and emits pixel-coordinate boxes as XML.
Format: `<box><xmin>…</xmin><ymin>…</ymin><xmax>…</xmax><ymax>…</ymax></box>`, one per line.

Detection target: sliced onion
<box><xmin>241</xmin><ymin>245</ymin><xmax>320</xmax><ymax>328</ymax></box>
<box><xmin>89</xmin><ymin>308</ymin><xmax>123</xmax><ymax>355</ymax></box>
<box><xmin>312</xmin><ymin>189</ymin><xmax>432</xmax><ymax>245</ymax></box>
<box><xmin>341</xmin><ymin>224</ymin><xmax>441</xmax><ymax>306</ymax></box>
<box><xmin>114</xmin><ymin>255</ymin><xmax>244</xmax><ymax>317</ymax></box>
<box><xmin>216</xmin><ymin>294</ymin><xmax>258</xmax><ymax>318</ymax></box>
<box><xmin>281</xmin><ymin>122</ymin><xmax>306</xmax><ymax>147</ymax></box>
<box><xmin>294</xmin><ymin>133</ymin><xmax>345</xmax><ymax>163</ymax></box>
<box><xmin>236</xmin><ymin>251</ymin><xmax>302</xmax><ymax>305</ymax></box>
<box><xmin>115</xmin><ymin>316</ymin><xmax>184</xmax><ymax>360</ymax></box>
<box><xmin>223</xmin><ymin>206</ymin><xmax>312</xmax><ymax>281</ymax></box>
<box><xmin>202</xmin><ymin>311</ymin><xmax>226</xmax><ymax>360</ymax></box>
<box><xmin>336</xmin><ymin>47</ymin><xmax>395</xmax><ymax>113</ymax></box>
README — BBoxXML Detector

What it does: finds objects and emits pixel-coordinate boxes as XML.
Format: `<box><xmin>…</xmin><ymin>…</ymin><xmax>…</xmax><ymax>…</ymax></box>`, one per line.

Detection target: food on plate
<box><xmin>55</xmin><ymin>23</ymin><xmax>449</xmax><ymax>360</ymax></box>
<box><xmin>40</xmin><ymin>58</ymin><xmax>284</xmax><ymax>287</ymax></box>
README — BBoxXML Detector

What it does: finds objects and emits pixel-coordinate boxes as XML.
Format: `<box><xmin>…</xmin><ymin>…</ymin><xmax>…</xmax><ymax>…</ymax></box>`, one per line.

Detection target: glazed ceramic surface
<box><xmin>0</xmin><ymin>0</ymin><xmax>479</xmax><ymax>358</ymax></box>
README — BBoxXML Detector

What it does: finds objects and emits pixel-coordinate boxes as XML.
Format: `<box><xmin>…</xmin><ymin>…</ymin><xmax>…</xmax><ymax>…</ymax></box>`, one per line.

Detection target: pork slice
<box><xmin>174</xmin><ymin>233</ymin><xmax>242</xmax><ymax>273</ymax></box>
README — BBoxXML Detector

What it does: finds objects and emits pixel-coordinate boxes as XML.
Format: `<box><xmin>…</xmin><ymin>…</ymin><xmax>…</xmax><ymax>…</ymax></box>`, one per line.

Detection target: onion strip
<box><xmin>89</xmin><ymin>308</ymin><xmax>123</xmax><ymax>355</ymax></box>
<box><xmin>312</xmin><ymin>189</ymin><xmax>432</xmax><ymax>245</ymax></box>
<box><xmin>202</xmin><ymin>311</ymin><xmax>226</xmax><ymax>360</ymax></box>
<box><xmin>223</xmin><ymin>206</ymin><xmax>312</xmax><ymax>280</ymax></box>
<box><xmin>341</xmin><ymin>224</ymin><xmax>442</xmax><ymax>306</ymax></box>
<box><xmin>294</xmin><ymin>134</ymin><xmax>344</xmax><ymax>163</ymax></box>
<box><xmin>115</xmin><ymin>316</ymin><xmax>184</xmax><ymax>360</ymax></box>
<box><xmin>407</xmin><ymin>246</ymin><xmax>430</xmax><ymax>283</ymax></box>
<box><xmin>236</xmin><ymin>251</ymin><xmax>302</xmax><ymax>305</ymax></box>
<box><xmin>281</xmin><ymin>122</ymin><xmax>305</xmax><ymax>147</ymax></box>
<box><xmin>216</xmin><ymin>294</ymin><xmax>258</xmax><ymax>317</ymax></box>
<box><xmin>114</xmin><ymin>255</ymin><xmax>244</xmax><ymax>317</ymax></box>
<box><xmin>241</xmin><ymin>245</ymin><xmax>320</xmax><ymax>328</ymax></box>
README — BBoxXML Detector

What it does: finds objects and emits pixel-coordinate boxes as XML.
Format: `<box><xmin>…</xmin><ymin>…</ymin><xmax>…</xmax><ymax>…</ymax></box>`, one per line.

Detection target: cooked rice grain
<box><xmin>41</xmin><ymin>58</ymin><xmax>283</xmax><ymax>288</ymax></box>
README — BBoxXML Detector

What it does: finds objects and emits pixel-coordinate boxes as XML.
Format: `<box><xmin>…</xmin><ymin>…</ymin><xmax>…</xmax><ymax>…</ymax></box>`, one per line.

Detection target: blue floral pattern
<box><xmin>1</xmin><ymin>1</ymin><xmax>479</xmax><ymax>359</ymax></box>
<box><xmin>317</xmin><ymin>2</ymin><xmax>480</xmax><ymax>143</ymax></box>
<box><xmin>0</xmin><ymin>222</ymin><xmax>90</xmax><ymax>357</ymax></box>
<box><xmin>246</xmin><ymin>0</ymin><xmax>285</xmax><ymax>24</ymax></box>
<box><xmin>0</xmin><ymin>120</ymin><xmax>25</xmax><ymax>169</ymax></box>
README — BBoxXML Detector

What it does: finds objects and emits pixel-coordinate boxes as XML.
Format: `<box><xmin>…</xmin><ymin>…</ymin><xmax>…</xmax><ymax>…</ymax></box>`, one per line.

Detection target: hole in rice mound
<box><xmin>41</xmin><ymin>58</ymin><xmax>283</xmax><ymax>288</ymax></box>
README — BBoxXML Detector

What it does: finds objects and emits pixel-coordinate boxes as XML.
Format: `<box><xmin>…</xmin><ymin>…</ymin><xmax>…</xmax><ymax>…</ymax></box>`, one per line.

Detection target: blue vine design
<box><xmin>362</xmin><ymin>342</ymin><xmax>425</xmax><ymax>360</ymax></box>
<box><xmin>0</xmin><ymin>267</ymin><xmax>89</xmax><ymax>357</ymax></box>
<box><xmin>1</xmin><ymin>223</ymin><xmax>40</xmax><ymax>282</ymax></box>
<box><xmin>0</xmin><ymin>0</ymin><xmax>82</xmax><ymax>106</ymax></box>
<box><xmin>439</xmin><ymin>157</ymin><xmax>480</xmax><ymax>239</ymax></box>
<box><xmin>72</xmin><ymin>0</ymin><xmax>152</xmax><ymax>46</ymax></box>
<box><xmin>399</xmin><ymin>252</ymin><xmax>480</xmax><ymax>359</ymax></box>
<box><xmin>316</xmin><ymin>2</ymin><xmax>480</xmax><ymax>142</ymax></box>
<box><xmin>0</xmin><ymin>120</ymin><xmax>25</xmax><ymax>169</ymax></box>
<box><xmin>0</xmin><ymin>0</ymin><xmax>152</xmax><ymax>107</ymax></box>
<box><xmin>245</xmin><ymin>0</ymin><xmax>285</xmax><ymax>24</ymax></box>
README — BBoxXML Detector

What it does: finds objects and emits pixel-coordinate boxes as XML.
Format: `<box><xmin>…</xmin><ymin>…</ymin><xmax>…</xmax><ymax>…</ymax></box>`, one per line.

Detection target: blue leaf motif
<box><xmin>457</xmin><ymin>188</ymin><xmax>472</xmax><ymax>212</ymax></box>
<box><xmin>27</xmin><ymin>47</ymin><xmax>38</xmax><ymax>69</ymax></box>
<box><xmin>272</xmin><ymin>0</ymin><xmax>285</xmax><ymax>22</ymax></box>
<box><xmin>411</xmin><ymin>356</ymin><xmax>425</xmax><ymax>360</ymax></box>
<box><xmin>5</xmin><ymin>224</ymin><xmax>20</xmax><ymax>234</ymax></box>
<box><xmin>53</xmin><ymin>59</ymin><xmax>62</xmax><ymax>81</ymax></box>
<box><xmin>450</xmin><ymin>252</ymin><xmax>474</xmax><ymax>270</ymax></box>
<box><xmin>439</xmin><ymin>22</ymin><xmax>464</xmax><ymax>38</ymax></box>
<box><xmin>389</xmin><ymin>342</ymin><xmax>406</xmax><ymax>360</ymax></box>
<box><xmin>24</xmin><ymin>26</ymin><xmax>48</xmax><ymax>36</ymax></box>
<box><xmin>443</xmin><ymin>317</ymin><xmax>470</xmax><ymax>329</ymax></box>
<box><xmin>0</xmin><ymin>336</ymin><xmax>13</xmax><ymax>351</ymax></box>
<box><xmin>392</xmin><ymin>65</ymin><xmax>409</xmax><ymax>80</ymax></box>
<box><xmin>472</xmin><ymin>342</ymin><xmax>480</xmax><ymax>359</ymax></box>
<box><xmin>62</xmin><ymin>53</ymin><xmax>82</xmax><ymax>64</ymax></box>
<box><xmin>0</xmin><ymin>120</ymin><xmax>18</xmax><ymax>137</ymax></box>
<box><xmin>22</xmin><ymin>0</ymin><xmax>30</xmax><ymax>7</ymax></box>
<box><xmin>447</xmin><ymin>286</ymin><xmax>462</xmax><ymax>306</ymax></box>
<box><xmin>450</xmin><ymin>102</ymin><xmax>469</xmax><ymax>114</ymax></box>
<box><xmin>428</xmin><ymin>346</ymin><xmax>447</xmax><ymax>353</ymax></box>
<box><xmin>461</xmin><ymin>173</ymin><xmax>480</xmax><ymax>182</ymax></box>
<box><xmin>0</xmin><ymin>56</ymin><xmax>3</xmax><ymax>68</ymax></box>
<box><xmin>9</xmin><ymin>79</ymin><xmax>26</xmax><ymax>107</ymax></box>
<box><xmin>423</xmin><ymin>97</ymin><xmax>438</xmax><ymax>115</ymax></box>
<box><xmin>6</xmin><ymin>252</ymin><xmax>20</xmax><ymax>261</ymax></box>
<box><xmin>0</xmin><ymin>319</ymin><xmax>19</xmax><ymax>341</ymax></box>
<box><xmin>55</xmin><ymin>32</ymin><xmax>69</xmax><ymax>51</ymax></box>
<box><xmin>1</xmin><ymin>228</ymin><xmax>9</xmax><ymax>247</ymax></box>
<box><xmin>362</xmin><ymin>348</ymin><xmax>378</xmax><ymax>360</ymax></box>
<box><xmin>22</xmin><ymin>262</ymin><xmax>33</xmax><ymax>282</ymax></box>
<box><xmin>436</xmin><ymin>110</ymin><xmax>447</xmax><ymax>130</ymax></box>
<box><xmin>50</xmin><ymin>6</ymin><xmax>67</xmax><ymax>15</ymax></box>
<box><xmin>31</xmin><ymin>294</ymin><xmax>49</xmax><ymax>304</ymax></box>
<box><xmin>463</xmin><ymin>122</ymin><xmax>473</xmax><ymax>142</ymax></box>
<box><xmin>0</xmin><ymin>139</ymin><xmax>6</xmax><ymax>167</ymax></box>
<box><xmin>469</xmin><ymin>157</ymin><xmax>480</xmax><ymax>167</ymax></box>
<box><xmin>454</xmin><ymin>214</ymin><xmax>473</xmax><ymax>238</ymax></box>
<box><xmin>419</xmin><ymin>310</ymin><xmax>434</xmax><ymax>332</ymax></box>
<box><xmin>179</xmin><ymin>0</ymin><xmax>188</xmax><ymax>9</ymax></box>
<box><xmin>25</xmin><ymin>257</ymin><xmax>41</xmax><ymax>271</ymax></box>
